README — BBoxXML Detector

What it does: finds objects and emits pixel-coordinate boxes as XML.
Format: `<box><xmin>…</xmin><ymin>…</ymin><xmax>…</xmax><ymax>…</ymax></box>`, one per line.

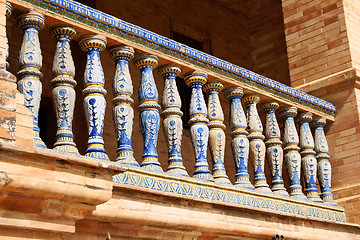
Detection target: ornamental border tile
<box><xmin>113</xmin><ymin>171</ymin><xmax>345</xmax><ymax>223</ymax></box>
<box><xmin>12</xmin><ymin>0</ymin><xmax>336</xmax><ymax>118</ymax></box>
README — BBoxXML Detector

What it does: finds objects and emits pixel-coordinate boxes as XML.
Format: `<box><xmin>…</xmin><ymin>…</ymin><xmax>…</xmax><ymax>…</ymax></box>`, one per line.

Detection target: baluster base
<box><xmin>54</xmin><ymin>144</ymin><xmax>79</xmax><ymax>155</ymax></box>
<box><xmin>271</xmin><ymin>180</ymin><xmax>289</xmax><ymax>196</ymax></box>
<box><xmin>322</xmin><ymin>195</ymin><xmax>338</xmax><ymax>207</ymax></box>
<box><xmin>33</xmin><ymin>131</ymin><xmax>46</xmax><ymax>148</ymax></box>
<box><xmin>167</xmin><ymin>168</ymin><xmax>189</xmax><ymax>177</ymax></box>
<box><xmin>85</xmin><ymin>152</ymin><xmax>109</xmax><ymax>160</ymax></box>
<box><xmin>116</xmin><ymin>156</ymin><xmax>139</xmax><ymax>167</ymax></box>
<box><xmin>193</xmin><ymin>172</ymin><xmax>215</xmax><ymax>182</ymax></box>
<box><xmin>214</xmin><ymin>177</ymin><xmax>232</xmax><ymax>186</ymax></box>
<box><xmin>167</xmin><ymin>161</ymin><xmax>189</xmax><ymax>177</ymax></box>
<box><xmin>289</xmin><ymin>188</ymin><xmax>308</xmax><ymax>200</ymax></box>
<box><xmin>306</xmin><ymin>191</ymin><xmax>323</xmax><ymax>203</ymax></box>
<box><xmin>141</xmin><ymin>158</ymin><xmax>164</xmax><ymax>173</ymax></box>
<box><xmin>234</xmin><ymin>176</ymin><xmax>255</xmax><ymax>190</ymax></box>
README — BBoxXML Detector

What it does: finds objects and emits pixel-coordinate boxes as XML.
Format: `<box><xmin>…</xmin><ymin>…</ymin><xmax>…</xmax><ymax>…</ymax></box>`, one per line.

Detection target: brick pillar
<box><xmin>0</xmin><ymin>1</ymin><xmax>33</xmax><ymax>148</ymax></box>
<box><xmin>282</xmin><ymin>0</ymin><xmax>360</xmax><ymax>223</ymax></box>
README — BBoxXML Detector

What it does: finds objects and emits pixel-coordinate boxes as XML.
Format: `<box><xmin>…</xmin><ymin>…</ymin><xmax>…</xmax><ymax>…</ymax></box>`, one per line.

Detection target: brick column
<box><xmin>282</xmin><ymin>0</ymin><xmax>360</xmax><ymax>223</ymax></box>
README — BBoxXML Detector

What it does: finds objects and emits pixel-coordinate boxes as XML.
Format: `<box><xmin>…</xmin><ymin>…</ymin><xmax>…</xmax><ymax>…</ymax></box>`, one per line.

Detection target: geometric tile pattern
<box><xmin>113</xmin><ymin>170</ymin><xmax>346</xmax><ymax>223</ymax></box>
<box><xmin>14</xmin><ymin>0</ymin><xmax>336</xmax><ymax>119</ymax></box>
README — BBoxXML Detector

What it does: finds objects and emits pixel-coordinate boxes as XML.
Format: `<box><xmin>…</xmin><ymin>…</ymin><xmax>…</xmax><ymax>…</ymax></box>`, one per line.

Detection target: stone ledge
<box><xmin>112</xmin><ymin>167</ymin><xmax>345</xmax><ymax>223</ymax></box>
<box><xmin>0</xmin><ymin>141</ymin><xmax>123</xmax><ymax>233</ymax></box>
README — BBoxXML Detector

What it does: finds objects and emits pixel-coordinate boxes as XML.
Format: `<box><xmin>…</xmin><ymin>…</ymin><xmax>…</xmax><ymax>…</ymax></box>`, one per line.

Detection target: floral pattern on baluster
<box><xmin>17</xmin><ymin>12</ymin><xmax>46</xmax><ymax>148</ymax></box>
<box><xmin>79</xmin><ymin>35</ymin><xmax>109</xmax><ymax>160</ymax></box>
<box><xmin>109</xmin><ymin>46</ymin><xmax>139</xmax><ymax>166</ymax></box>
<box><xmin>262</xmin><ymin>102</ymin><xmax>288</xmax><ymax>196</ymax></box>
<box><xmin>279</xmin><ymin>107</ymin><xmax>307</xmax><ymax>200</ymax></box>
<box><xmin>50</xmin><ymin>26</ymin><xmax>78</xmax><ymax>154</ymax></box>
<box><xmin>242</xmin><ymin>95</ymin><xmax>271</xmax><ymax>193</ymax></box>
<box><xmin>5</xmin><ymin>2</ymin><xmax>12</xmax><ymax>69</ymax></box>
<box><xmin>204</xmin><ymin>82</ymin><xmax>231</xmax><ymax>185</ymax></box>
<box><xmin>159</xmin><ymin>65</ymin><xmax>188</xmax><ymax>177</ymax></box>
<box><xmin>134</xmin><ymin>55</ymin><xmax>163</xmax><ymax>172</ymax></box>
<box><xmin>311</xmin><ymin>117</ymin><xmax>338</xmax><ymax>206</ymax></box>
<box><xmin>224</xmin><ymin>87</ymin><xmax>254</xmax><ymax>190</ymax></box>
<box><xmin>185</xmin><ymin>72</ymin><xmax>213</xmax><ymax>182</ymax></box>
<box><xmin>297</xmin><ymin>112</ymin><xmax>323</xmax><ymax>203</ymax></box>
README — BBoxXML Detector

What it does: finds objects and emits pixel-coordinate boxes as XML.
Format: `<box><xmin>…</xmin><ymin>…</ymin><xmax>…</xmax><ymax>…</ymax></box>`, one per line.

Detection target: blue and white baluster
<box><xmin>5</xmin><ymin>2</ymin><xmax>12</xmax><ymax>69</ymax></box>
<box><xmin>50</xmin><ymin>26</ymin><xmax>78</xmax><ymax>154</ymax></box>
<box><xmin>110</xmin><ymin>46</ymin><xmax>139</xmax><ymax>166</ymax></box>
<box><xmin>297</xmin><ymin>112</ymin><xmax>322</xmax><ymax>203</ymax></box>
<box><xmin>242</xmin><ymin>95</ymin><xmax>271</xmax><ymax>192</ymax></box>
<box><xmin>79</xmin><ymin>35</ymin><xmax>109</xmax><ymax>160</ymax></box>
<box><xmin>17</xmin><ymin>12</ymin><xmax>46</xmax><ymax>148</ymax></box>
<box><xmin>133</xmin><ymin>55</ymin><xmax>163</xmax><ymax>172</ymax></box>
<box><xmin>262</xmin><ymin>102</ymin><xmax>288</xmax><ymax>196</ymax></box>
<box><xmin>185</xmin><ymin>72</ymin><xmax>213</xmax><ymax>181</ymax></box>
<box><xmin>204</xmin><ymin>82</ymin><xmax>231</xmax><ymax>185</ymax></box>
<box><xmin>279</xmin><ymin>107</ymin><xmax>307</xmax><ymax>200</ymax></box>
<box><xmin>311</xmin><ymin>117</ymin><xmax>338</xmax><ymax>206</ymax></box>
<box><xmin>159</xmin><ymin>65</ymin><xmax>188</xmax><ymax>176</ymax></box>
<box><xmin>224</xmin><ymin>87</ymin><xmax>254</xmax><ymax>190</ymax></box>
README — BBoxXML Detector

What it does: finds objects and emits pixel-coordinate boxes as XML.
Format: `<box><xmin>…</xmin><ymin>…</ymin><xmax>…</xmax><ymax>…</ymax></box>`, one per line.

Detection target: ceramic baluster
<box><xmin>184</xmin><ymin>72</ymin><xmax>213</xmax><ymax>181</ymax></box>
<box><xmin>224</xmin><ymin>87</ymin><xmax>254</xmax><ymax>190</ymax></box>
<box><xmin>5</xmin><ymin>2</ymin><xmax>12</xmax><ymax>69</ymax></box>
<box><xmin>110</xmin><ymin>46</ymin><xmax>139</xmax><ymax>166</ymax></box>
<box><xmin>133</xmin><ymin>55</ymin><xmax>163</xmax><ymax>172</ymax></box>
<box><xmin>242</xmin><ymin>95</ymin><xmax>271</xmax><ymax>192</ymax></box>
<box><xmin>159</xmin><ymin>65</ymin><xmax>188</xmax><ymax>177</ymax></box>
<box><xmin>311</xmin><ymin>117</ymin><xmax>338</xmax><ymax>206</ymax></box>
<box><xmin>50</xmin><ymin>26</ymin><xmax>78</xmax><ymax>154</ymax></box>
<box><xmin>262</xmin><ymin>102</ymin><xmax>288</xmax><ymax>196</ymax></box>
<box><xmin>297</xmin><ymin>112</ymin><xmax>322</xmax><ymax>203</ymax></box>
<box><xmin>204</xmin><ymin>82</ymin><xmax>231</xmax><ymax>185</ymax></box>
<box><xmin>79</xmin><ymin>35</ymin><xmax>109</xmax><ymax>160</ymax></box>
<box><xmin>17</xmin><ymin>12</ymin><xmax>46</xmax><ymax>148</ymax></box>
<box><xmin>279</xmin><ymin>107</ymin><xmax>307</xmax><ymax>200</ymax></box>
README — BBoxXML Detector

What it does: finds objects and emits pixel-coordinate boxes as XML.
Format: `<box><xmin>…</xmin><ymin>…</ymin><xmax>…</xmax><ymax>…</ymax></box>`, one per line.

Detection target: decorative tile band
<box><xmin>12</xmin><ymin>0</ymin><xmax>336</xmax><ymax>118</ymax></box>
<box><xmin>113</xmin><ymin>170</ymin><xmax>345</xmax><ymax>223</ymax></box>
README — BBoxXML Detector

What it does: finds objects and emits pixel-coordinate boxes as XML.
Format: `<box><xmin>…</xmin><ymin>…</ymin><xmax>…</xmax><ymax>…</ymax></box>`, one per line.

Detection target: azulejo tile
<box><xmin>112</xmin><ymin>170</ymin><xmax>345</xmax><ymax>223</ymax></box>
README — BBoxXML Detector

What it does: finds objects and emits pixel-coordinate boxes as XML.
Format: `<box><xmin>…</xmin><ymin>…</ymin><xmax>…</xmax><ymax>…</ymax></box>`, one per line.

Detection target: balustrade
<box><xmin>262</xmin><ymin>102</ymin><xmax>288</xmax><ymax>196</ymax></box>
<box><xmin>159</xmin><ymin>65</ymin><xmax>188</xmax><ymax>176</ymax></box>
<box><xmin>204</xmin><ymin>82</ymin><xmax>231</xmax><ymax>185</ymax></box>
<box><xmin>50</xmin><ymin>26</ymin><xmax>78</xmax><ymax>154</ymax></box>
<box><xmin>133</xmin><ymin>55</ymin><xmax>162</xmax><ymax>172</ymax></box>
<box><xmin>298</xmin><ymin>112</ymin><xmax>323</xmax><ymax>203</ymax></box>
<box><xmin>5</xmin><ymin>2</ymin><xmax>340</xmax><ymax>207</ymax></box>
<box><xmin>224</xmin><ymin>87</ymin><xmax>254</xmax><ymax>190</ymax></box>
<box><xmin>110</xmin><ymin>46</ymin><xmax>139</xmax><ymax>167</ymax></box>
<box><xmin>79</xmin><ymin>35</ymin><xmax>109</xmax><ymax>160</ymax></box>
<box><xmin>279</xmin><ymin>107</ymin><xmax>307</xmax><ymax>200</ymax></box>
<box><xmin>185</xmin><ymin>72</ymin><xmax>213</xmax><ymax>181</ymax></box>
<box><xmin>243</xmin><ymin>95</ymin><xmax>271</xmax><ymax>192</ymax></box>
<box><xmin>17</xmin><ymin>12</ymin><xmax>46</xmax><ymax>148</ymax></box>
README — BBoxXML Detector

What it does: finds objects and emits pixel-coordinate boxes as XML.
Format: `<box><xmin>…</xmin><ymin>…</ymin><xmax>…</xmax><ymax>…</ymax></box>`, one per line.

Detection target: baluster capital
<box><xmin>297</xmin><ymin>112</ymin><xmax>313</xmax><ymax>124</ymax></box>
<box><xmin>184</xmin><ymin>71</ymin><xmax>207</xmax><ymax>87</ymax></box>
<box><xmin>79</xmin><ymin>35</ymin><xmax>107</xmax><ymax>53</ymax></box>
<box><xmin>17</xmin><ymin>11</ymin><xmax>45</xmax><ymax>31</ymax></box>
<box><xmin>224</xmin><ymin>87</ymin><xmax>243</xmax><ymax>100</ymax></box>
<box><xmin>279</xmin><ymin>106</ymin><xmax>297</xmax><ymax>119</ymax></box>
<box><xmin>262</xmin><ymin>102</ymin><xmax>279</xmax><ymax>113</ymax></box>
<box><xmin>158</xmin><ymin>64</ymin><xmax>181</xmax><ymax>79</ymax></box>
<box><xmin>203</xmin><ymin>82</ymin><xmax>224</xmax><ymax>93</ymax></box>
<box><xmin>133</xmin><ymin>54</ymin><xmax>158</xmax><ymax>69</ymax></box>
<box><xmin>50</xmin><ymin>26</ymin><xmax>76</xmax><ymax>41</ymax></box>
<box><xmin>109</xmin><ymin>45</ymin><xmax>134</xmax><ymax>62</ymax></box>
<box><xmin>242</xmin><ymin>95</ymin><xmax>260</xmax><ymax>106</ymax></box>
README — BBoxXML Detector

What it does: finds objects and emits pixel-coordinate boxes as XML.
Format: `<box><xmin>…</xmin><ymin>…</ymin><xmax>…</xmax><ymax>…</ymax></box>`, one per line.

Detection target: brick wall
<box><xmin>248</xmin><ymin>0</ymin><xmax>290</xmax><ymax>85</ymax></box>
<box><xmin>282</xmin><ymin>0</ymin><xmax>352</xmax><ymax>87</ymax></box>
